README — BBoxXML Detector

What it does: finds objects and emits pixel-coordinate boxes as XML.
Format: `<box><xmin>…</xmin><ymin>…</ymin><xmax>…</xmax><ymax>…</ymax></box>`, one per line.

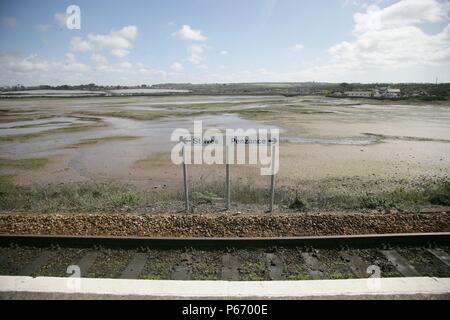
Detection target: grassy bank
<box><xmin>190</xmin><ymin>176</ymin><xmax>450</xmax><ymax>212</ymax></box>
<box><xmin>0</xmin><ymin>175</ymin><xmax>448</xmax><ymax>213</ymax></box>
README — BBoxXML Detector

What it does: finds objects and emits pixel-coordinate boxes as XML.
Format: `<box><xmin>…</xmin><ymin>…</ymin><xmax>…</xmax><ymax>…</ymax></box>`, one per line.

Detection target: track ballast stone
<box><xmin>0</xmin><ymin>212</ymin><xmax>449</xmax><ymax>237</ymax></box>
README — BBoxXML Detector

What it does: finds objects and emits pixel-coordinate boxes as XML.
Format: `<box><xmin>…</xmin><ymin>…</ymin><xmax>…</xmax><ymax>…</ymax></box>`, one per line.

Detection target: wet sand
<box><xmin>0</xmin><ymin>96</ymin><xmax>449</xmax><ymax>188</ymax></box>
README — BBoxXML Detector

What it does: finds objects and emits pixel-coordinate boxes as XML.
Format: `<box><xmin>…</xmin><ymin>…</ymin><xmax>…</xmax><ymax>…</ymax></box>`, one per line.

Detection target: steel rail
<box><xmin>0</xmin><ymin>232</ymin><xmax>449</xmax><ymax>249</ymax></box>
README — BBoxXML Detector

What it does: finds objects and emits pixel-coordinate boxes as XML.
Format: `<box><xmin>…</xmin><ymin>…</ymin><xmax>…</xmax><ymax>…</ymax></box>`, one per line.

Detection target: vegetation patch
<box><xmin>429</xmin><ymin>183</ymin><xmax>450</xmax><ymax>206</ymax></box>
<box><xmin>363</xmin><ymin>133</ymin><xmax>450</xmax><ymax>144</ymax></box>
<box><xmin>68</xmin><ymin>135</ymin><xmax>140</xmax><ymax>147</ymax></box>
<box><xmin>134</xmin><ymin>153</ymin><xmax>169</xmax><ymax>166</ymax></box>
<box><xmin>0</xmin><ymin>181</ymin><xmax>171</xmax><ymax>213</ymax></box>
<box><xmin>86</xmin><ymin>249</ymin><xmax>135</xmax><ymax>278</ymax></box>
<box><xmin>0</xmin><ymin>123</ymin><xmax>105</xmax><ymax>142</ymax></box>
<box><xmin>79</xmin><ymin>106</ymin><xmax>279</xmax><ymax>122</ymax></box>
<box><xmin>0</xmin><ymin>114</ymin><xmax>53</xmax><ymax>123</ymax></box>
<box><xmin>289</xmin><ymin>197</ymin><xmax>307</xmax><ymax>211</ymax></box>
<box><xmin>0</xmin><ymin>174</ymin><xmax>15</xmax><ymax>184</ymax></box>
<box><xmin>191</xmin><ymin>251</ymin><xmax>221</xmax><ymax>280</ymax></box>
<box><xmin>0</xmin><ymin>176</ymin><xmax>448</xmax><ymax>213</ymax></box>
<box><xmin>239</xmin><ymin>260</ymin><xmax>266</xmax><ymax>281</ymax></box>
<box><xmin>0</xmin><ymin>157</ymin><xmax>49</xmax><ymax>170</ymax></box>
<box><xmin>36</xmin><ymin>249</ymin><xmax>86</xmax><ymax>277</ymax></box>
<box><xmin>80</xmin><ymin>111</ymin><xmax>183</xmax><ymax>121</ymax></box>
<box><xmin>140</xmin><ymin>251</ymin><xmax>180</xmax><ymax>280</ymax></box>
<box><xmin>174</xmin><ymin>100</ymin><xmax>286</xmax><ymax>110</ymax></box>
<box><xmin>192</xmin><ymin>191</ymin><xmax>222</xmax><ymax>205</ymax></box>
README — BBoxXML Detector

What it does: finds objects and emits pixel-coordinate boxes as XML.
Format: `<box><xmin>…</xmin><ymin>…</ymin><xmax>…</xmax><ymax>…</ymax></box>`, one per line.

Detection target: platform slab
<box><xmin>1</xmin><ymin>276</ymin><xmax>449</xmax><ymax>300</ymax></box>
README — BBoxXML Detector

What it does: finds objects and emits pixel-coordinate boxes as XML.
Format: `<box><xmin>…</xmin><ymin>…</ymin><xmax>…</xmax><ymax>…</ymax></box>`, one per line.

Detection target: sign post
<box><xmin>226</xmin><ymin>144</ymin><xmax>231</xmax><ymax>210</ymax></box>
<box><xmin>173</xmin><ymin>124</ymin><xmax>279</xmax><ymax>213</ymax></box>
<box><xmin>182</xmin><ymin>144</ymin><xmax>189</xmax><ymax>212</ymax></box>
<box><xmin>269</xmin><ymin>144</ymin><xmax>276</xmax><ymax>213</ymax></box>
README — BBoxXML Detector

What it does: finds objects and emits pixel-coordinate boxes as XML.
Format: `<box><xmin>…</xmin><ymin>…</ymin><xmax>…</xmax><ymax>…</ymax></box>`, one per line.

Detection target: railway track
<box><xmin>0</xmin><ymin>233</ymin><xmax>449</xmax><ymax>281</ymax></box>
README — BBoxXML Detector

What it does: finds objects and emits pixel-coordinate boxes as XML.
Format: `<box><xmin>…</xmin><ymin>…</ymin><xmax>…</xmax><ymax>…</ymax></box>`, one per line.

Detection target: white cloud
<box><xmin>170</xmin><ymin>62</ymin><xmax>184</xmax><ymax>71</ymax></box>
<box><xmin>343</xmin><ymin>0</ymin><xmax>387</xmax><ymax>8</ymax></box>
<box><xmin>70</xmin><ymin>25</ymin><xmax>138</xmax><ymax>58</ymax></box>
<box><xmin>288</xmin><ymin>44</ymin><xmax>304</xmax><ymax>53</ymax></box>
<box><xmin>331</xmin><ymin>0</ymin><xmax>450</xmax><ymax>66</ymax></box>
<box><xmin>91</xmin><ymin>53</ymin><xmax>108</xmax><ymax>64</ymax></box>
<box><xmin>119</xmin><ymin>61</ymin><xmax>133</xmax><ymax>68</ymax></box>
<box><xmin>298</xmin><ymin>0</ymin><xmax>450</xmax><ymax>81</ymax></box>
<box><xmin>1</xmin><ymin>54</ymin><xmax>48</xmax><ymax>73</ymax></box>
<box><xmin>70</xmin><ymin>37</ymin><xmax>92</xmax><ymax>52</ymax></box>
<box><xmin>187</xmin><ymin>44</ymin><xmax>205</xmax><ymax>64</ymax></box>
<box><xmin>3</xmin><ymin>0</ymin><xmax>449</xmax><ymax>86</ymax></box>
<box><xmin>329</xmin><ymin>24</ymin><xmax>450</xmax><ymax>67</ymax></box>
<box><xmin>220</xmin><ymin>50</ymin><xmax>228</xmax><ymax>55</ymax></box>
<box><xmin>173</xmin><ymin>25</ymin><xmax>207</xmax><ymax>41</ymax></box>
<box><xmin>54</xmin><ymin>12</ymin><xmax>67</xmax><ymax>27</ymax></box>
<box><xmin>0</xmin><ymin>53</ymin><xmax>91</xmax><ymax>85</ymax></box>
<box><xmin>0</xmin><ymin>53</ymin><xmax>167</xmax><ymax>86</ymax></box>
<box><xmin>65</xmin><ymin>53</ymin><xmax>75</xmax><ymax>62</ymax></box>
<box><xmin>110</xmin><ymin>48</ymin><xmax>129</xmax><ymax>58</ymax></box>
<box><xmin>2</xmin><ymin>17</ymin><xmax>17</xmax><ymax>28</ymax></box>
<box><xmin>35</xmin><ymin>24</ymin><xmax>51</xmax><ymax>33</ymax></box>
<box><xmin>112</xmin><ymin>25</ymin><xmax>138</xmax><ymax>40</ymax></box>
<box><xmin>353</xmin><ymin>0</ymin><xmax>449</xmax><ymax>34</ymax></box>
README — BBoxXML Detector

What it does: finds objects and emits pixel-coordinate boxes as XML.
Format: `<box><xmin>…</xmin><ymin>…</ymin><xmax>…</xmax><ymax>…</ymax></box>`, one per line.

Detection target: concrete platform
<box><xmin>0</xmin><ymin>276</ymin><xmax>449</xmax><ymax>300</ymax></box>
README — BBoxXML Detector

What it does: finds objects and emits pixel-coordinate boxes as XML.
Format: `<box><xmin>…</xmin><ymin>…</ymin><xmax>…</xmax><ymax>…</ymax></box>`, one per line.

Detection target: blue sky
<box><xmin>0</xmin><ymin>0</ymin><xmax>449</xmax><ymax>85</ymax></box>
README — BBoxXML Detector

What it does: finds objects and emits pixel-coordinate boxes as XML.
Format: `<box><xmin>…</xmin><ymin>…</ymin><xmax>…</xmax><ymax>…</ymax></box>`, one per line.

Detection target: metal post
<box><xmin>182</xmin><ymin>145</ymin><xmax>189</xmax><ymax>212</ymax></box>
<box><xmin>269</xmin><ymin>144</ymin><xmax>276</xmax><ymax>213</ymax></box>
<box><xmin>226</xmin><ymin>144</ymin><xmax>231</xmax><ymax>210</ymax></box>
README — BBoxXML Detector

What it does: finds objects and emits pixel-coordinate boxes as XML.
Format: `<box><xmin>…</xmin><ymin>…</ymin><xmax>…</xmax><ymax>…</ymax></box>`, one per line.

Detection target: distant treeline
<box><xmin>154</xmin><ymin>82</ymin><xmax>450</xmax><ymax>99</ymax></box>
<box><xmin>333</xmin><ymin>82</ymin><xmax>450</xmax><ymax>101</ymax></box>
<box><xmin>2</xmin><ymin>83</ymin><xmax>148</xmax><ymax>92</ymax></box>
<box><xmin>2</xmin><ymin>82</ymin><xmax>450</xmax><ymax>99</ymax></box>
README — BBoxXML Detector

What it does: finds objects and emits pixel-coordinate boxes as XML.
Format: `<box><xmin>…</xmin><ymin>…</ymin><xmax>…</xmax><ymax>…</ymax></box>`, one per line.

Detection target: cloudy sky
<box><xmin>0</xmin><ymin>0</ymin><xmax>449</xmax><ymax>85</ymax></box>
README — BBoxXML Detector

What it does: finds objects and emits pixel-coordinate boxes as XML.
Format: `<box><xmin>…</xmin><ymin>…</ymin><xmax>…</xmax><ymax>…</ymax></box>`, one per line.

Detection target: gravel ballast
<box><xmin>0</xmin><ymin>212</ymin><xmax>449</xmax><ymax>237</ymax></box>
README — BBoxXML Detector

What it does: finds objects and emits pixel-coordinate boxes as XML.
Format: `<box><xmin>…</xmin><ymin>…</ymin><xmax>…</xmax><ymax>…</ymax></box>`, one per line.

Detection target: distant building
<box><xmin>385</xmin><ymin>88</ymin><xmax>401</xmax><ymax>98</ymax></box>
<box><xmin>344</xmin><ymin>91</ymin><xmax>373</xmax><ymax>98</ymax></box>
<box><xmin>331</xmin><ymin>87</ymin><xmax>402</xmax><ymax>99</ymax></box>
<box><xmin>408</xmin><ymin>90</ymin><xmax>428</xmax><ymax>97</ymax></box>
<box><xmin>373</xmin><ymin>87</ymin><xmax>401</xmax><ymax>99</ymax></box>
<box><xmin>331</xmin><ymin>91</ymin><xmax>344</xmax><ymax>97</ymax></box>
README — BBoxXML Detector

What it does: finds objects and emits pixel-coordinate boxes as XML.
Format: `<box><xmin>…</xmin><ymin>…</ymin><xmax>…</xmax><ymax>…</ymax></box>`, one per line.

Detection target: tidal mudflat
<box><xmin>0</xmin><ymin>95</ymin><xmax>448</xmax><ymax>213</ymax></box>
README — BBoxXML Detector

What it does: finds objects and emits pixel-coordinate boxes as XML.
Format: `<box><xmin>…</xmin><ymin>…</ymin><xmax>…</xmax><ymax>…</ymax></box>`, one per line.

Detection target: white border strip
<box><xmin>1</xmin><ymin>276</ymin><xmax>450</xmax><ymax>299</ymax></box>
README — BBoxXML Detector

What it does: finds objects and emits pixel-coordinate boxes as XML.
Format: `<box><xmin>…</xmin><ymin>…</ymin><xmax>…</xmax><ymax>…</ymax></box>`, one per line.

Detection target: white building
<box><xmin>373</xmin><ymin>87</ymin><xmax>401</xmax><ymax>99</ymax></box>
<box><xmin>385</xmin><ymin>88</ymin><xmax>401</xmax><ymax>98</ymax></box>
<box><xmin>344</xmin><ymin>91</ymin><xmax>373</xmax><ymax>98</ymax></box>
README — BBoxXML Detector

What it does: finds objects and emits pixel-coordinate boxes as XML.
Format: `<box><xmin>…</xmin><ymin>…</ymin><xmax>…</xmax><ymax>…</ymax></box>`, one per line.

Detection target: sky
<box><xmin>0</xmin><ymin>0</ymin><xmax>449</xmax><ymax>86</ymax></box>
